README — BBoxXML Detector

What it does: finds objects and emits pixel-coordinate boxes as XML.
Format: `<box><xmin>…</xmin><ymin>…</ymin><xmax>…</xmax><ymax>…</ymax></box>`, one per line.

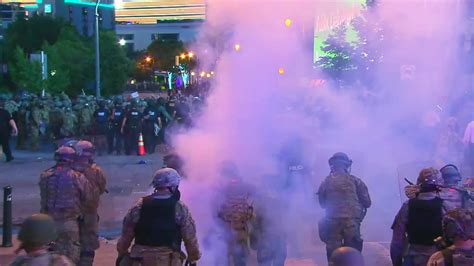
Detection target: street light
<box><xmin>145</xmin><ymin>56</ymin><xmax>152</xmax><ymax>63</ymax></box>
<box><xmin>118</xmin><ymin>38</ymin><xmax>126</xmax><ymax>46</ymax></box>
<box><xmin>234</xmin><ymin>44</ymin><xmax>241</xmax><ymax>51</ymax></box>
<box><xmin>284</xmin><ymin>18</ymin><xmax>292</xmax><ymax>28</ymax></box>
<box><xmin>188</xmin><ymin>52</ymin><xmax>194</xmax><ymax>58</ymax></box>
<box><xmin>94</xmin><ymin>0</ymin><xmax>101</xmax><ymax>97</ymax></box>
<box><xmin>180</xmin><ymin>53</ymin><xmax>186</xmax><ymax>59</ymax></box>
<box><xmin>278</xmin><ymin>67</ymin><xmax>285</xmax><ymax>75</ymax></box>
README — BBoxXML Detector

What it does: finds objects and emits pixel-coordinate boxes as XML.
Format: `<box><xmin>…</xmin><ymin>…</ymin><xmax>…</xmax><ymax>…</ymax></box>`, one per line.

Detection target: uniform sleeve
<box><xmin>176</xmin><ymin>202</ymin><xmax>201</xmax><ymax>262</ymax></box>
<box><xmin>355</xmin><ymin>177</ymin><xmax>372</xmax><ymax>208</ymax></box>
<box><xmin>117</xmin><ymin>199</ymin><xmax>143</xmax><ymax>255</ymax></box>
<box><xmin>92</xmin><ymin>165</ymin><xmax>107</xmax><ymax>195</ymax></box>
<box><xmin>463</xmin><ymin>121</ymin><xmax>474</xmax><ymax>144</ymax></box>
<box><xmin>39</xmin><ymin>173</ymin><xmax>49</xmax><ymax>213</ymax></box>
<box><xmin>427</xmin><ymin>251</ymin><xmax>445</xmax><ymax>266</ymax></box>
<box><xmin>317</xmin><ymin>179</ymin><xmax>327</xmax><ymax>208</ymax></box>
<box><xmin>390</xmin><ymin>202</ymin><xmax>409</xmax><ymax>266</ymax></box>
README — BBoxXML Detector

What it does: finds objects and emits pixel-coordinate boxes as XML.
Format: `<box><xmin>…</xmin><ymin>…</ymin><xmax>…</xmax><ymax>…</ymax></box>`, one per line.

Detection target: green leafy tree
<box><xmin>43</xmin><ymin>26</ymin><xmax>92</xmax><ymax>95</ymax></box>
<box><xmin>97</xmin><ymin>30</ymin><xmax>132</xmax><ymax>95</ymax></box>
<box><xmin>147</xmin><ymin>39</ymin><xmax>186</xmax><ymax>71</ymax></box>
<box><xmin>4</xmin><ymin>14</ymin><xmax>63</xmax><ymax>59</ymax></box>
<box><xmin>318</xmin><ymin>24</ymin><xmax>357</xmax><ymax>81</ymax></box>
<box><xmin>9</xmin><ymin>47</ymin><xmax>44</xmax><ymax>93</ymax></box>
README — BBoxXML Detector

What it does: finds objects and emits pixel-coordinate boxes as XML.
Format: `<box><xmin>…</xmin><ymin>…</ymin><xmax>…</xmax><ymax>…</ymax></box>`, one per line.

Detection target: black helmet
<box><xmin>329</xmin><ymin>152</ymin><xmax>352</xmax><ymax>168</ymax></box>
<box><xmin>440</xmin><ymin>164</ymin><xmax>462</xmax><ymax>185</ymax></box>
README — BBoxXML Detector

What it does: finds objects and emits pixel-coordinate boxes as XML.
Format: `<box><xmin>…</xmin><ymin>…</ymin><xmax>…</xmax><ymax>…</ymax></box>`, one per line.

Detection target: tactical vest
<box><xmin>113</xmin><ymin>108</ymin><xmax>123</xmax><ymax>125</ymax></box>
<box><xmin>127</xmin><ymin>109</ymin><xmax>140</xmax><ymax>128</ymax></box>
<box><xmin>134</xmin><ymin>196</ymin><xmax>182</xmax><ymax>250</ymax></box>
<box><xmin>95</xmin><ymin>109</ymin><xmax>108</xmax><ymax>124</ymax></box>
<box><xmin>42</xmin><ymin>166</ymin><xmax>81</xmax><ymax>219</ymax></box>
<box><xmin>146</xmin><ymin>109</ymin><xmax>157</xmax><ymax>122</ymax></box>
<box><xmin>407</xmin><ymin>197</ymin><xmax>443</xmax><ymax>246</ymax></box>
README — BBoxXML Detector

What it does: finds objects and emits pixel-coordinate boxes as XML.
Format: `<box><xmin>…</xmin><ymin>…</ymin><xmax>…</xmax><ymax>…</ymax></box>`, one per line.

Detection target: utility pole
<box><xmin>94</xmin><ymin>0</ymin><xmax>101</xmax><ymax>97</ymax></box>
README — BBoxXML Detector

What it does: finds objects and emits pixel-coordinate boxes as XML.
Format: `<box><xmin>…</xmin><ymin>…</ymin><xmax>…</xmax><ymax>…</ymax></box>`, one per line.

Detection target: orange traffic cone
<box><xmin>138</xmin><ymin>133</ymin><xmax>146</xmax><ymax>156</ymax></box>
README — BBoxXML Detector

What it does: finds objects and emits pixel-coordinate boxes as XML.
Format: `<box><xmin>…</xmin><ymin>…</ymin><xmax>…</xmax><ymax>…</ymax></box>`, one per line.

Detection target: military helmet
<box><xmin>416</xmin><ymin>167</ymin><xmax>442</xmax><ymax>185</ymax></box>
<box><xmin>152</xmin><ymin>168</ymin><xmax>181</xmax><ymax>189</ymax></box>
<box><xmin>219</xmin><ymin>160</ymin><xmax>239</xmax><ymax>178</ymax></box>
<box><xmin>328</xmin><ymin>152</ymin><xmax>352</xmax><ymax>168</ymax></box>
<box><xmin>443</xmin><ymin>208</ymin><xmax>474</xmax><ymax>241</ymax></box>
<box><xmin>440</xmin><ymin>164</ymin><xmax>462</xmax><ymax>184</ymax></box>
<box><xmin>74</xmin><ymin>140</ymin><xmax>95</xmax><ymax>158</ymax></box>
<box><xmin>18</xmin><ymin>214</ymin><xmax>57</xmax><ymax>247</ymax></box>
<box><xmin>329</xmin><ymin>247</ymin><xmax>364</xmax><ymax>266</ymax></box>
<box><xmin>54</xmin><ymin>146</ymin><xmax>76</xmax><ymax>163</ymax></box>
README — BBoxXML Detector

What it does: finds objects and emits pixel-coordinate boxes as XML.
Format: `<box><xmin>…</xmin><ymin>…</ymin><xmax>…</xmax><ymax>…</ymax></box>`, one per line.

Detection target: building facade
<box><xmin>115</xmin><ymin>0</ymin><xmax>205</xmax><ymax>51</ymax></box>
<box><xmin>37</xmin><ymin>0</ymin><xmax>114</xmax><ymax>36</ymax></box>
<box><xmin>116</xmin><ymin>21</ymin><xmax>203</xmax><ymax>51</ymax></box>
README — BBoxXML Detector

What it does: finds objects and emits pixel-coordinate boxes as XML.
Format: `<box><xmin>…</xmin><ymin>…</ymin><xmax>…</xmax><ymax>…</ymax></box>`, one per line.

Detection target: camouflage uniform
<box><xmin>39</xmin><ymin>148</ymin><xmax>93</xmax><ymax>264</ymax></box>
<box><xmin>117</xmin><ymin>168</ymin><xmax>200</xmax><ymax>266</ymax></box>
<box><xmin>29</xmin><ymin>104</ymin><xmax>42</xmax><ymax>150</ymax></box>
<box><xmin>427</xmin><ymin>208</ymin><xmax>474</xmax><ymax>266</ymax></box>
<box><xmin>11</xmin><ymin>252</ymin><xmax>74</xmax><ymax>266</ymax></box>
<box><xmin>15</xmin><ymin>101</ymin><xmax>28</xmax><ymax>150</ymax></box>
<box><xmin>216</xmin><ymin>180</ymin><xmax>255</xmax><ymax>266</ymax></box>
<box><xmin>391</xmin><ymin>168</ymin><xmax>446</xmax><ymax>266</ymax></box>
<box><xmin>60</xmin><ymin>108</ymin><xmax>77</xmax><ymax>138</ymax></box>
<box><xmin>318</xmin><ymin>171</ymin><xmax>371</xmax><ymax>260</ymax></box>
<box><xmin>75</xmin><ymin>162</ymin><xmax>107</xmax><ymax>266</ymax></box>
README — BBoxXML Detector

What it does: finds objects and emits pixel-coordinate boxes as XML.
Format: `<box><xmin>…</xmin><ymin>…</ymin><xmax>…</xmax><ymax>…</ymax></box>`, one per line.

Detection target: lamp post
<box><xmin>95</xmin><ymin>0</ymin><xmax>101</xmax><ymax>97</ymax></box>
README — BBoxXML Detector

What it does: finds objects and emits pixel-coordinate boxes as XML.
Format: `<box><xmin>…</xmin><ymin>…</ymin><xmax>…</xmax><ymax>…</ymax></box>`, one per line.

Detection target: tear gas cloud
<box><xmin>173</xmin><ymin>0</ymin><xmax>468</xmax><ymax>262</ymax></box>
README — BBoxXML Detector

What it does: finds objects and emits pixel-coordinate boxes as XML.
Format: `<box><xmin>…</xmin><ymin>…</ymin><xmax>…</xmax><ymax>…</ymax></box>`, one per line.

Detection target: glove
<box><xmin>404</xmin><ymin>185</ymin><xmax>419</xmax><ymax>199</ymax></box>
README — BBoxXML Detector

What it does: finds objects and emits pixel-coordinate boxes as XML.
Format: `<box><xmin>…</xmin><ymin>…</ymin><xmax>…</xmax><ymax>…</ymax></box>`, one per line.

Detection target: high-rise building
<box><xmin>115</xmin><ymin>0</ymin><xmax>206</xmax><ymax>52</ymax></box>
<box><xmin>36</xmin><ymin>0</ymin><xmax>115</xmax><ymax>36</ymax></box>
<box><xmin>115</xmin><ymin>0</ymin><xmax>205</xmax><ymax>24</ymax></box>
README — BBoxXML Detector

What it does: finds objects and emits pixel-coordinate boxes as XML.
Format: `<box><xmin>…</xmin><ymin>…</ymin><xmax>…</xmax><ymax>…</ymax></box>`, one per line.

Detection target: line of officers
<box><xmin>7</xmin><ymin>93</ymin><xmax>199</xmax><ymax>154</ymax></box>
<box><xmin>9</xmin><ymin>149</ymin><xmax>474</xmax><ymax>266</ymax></box>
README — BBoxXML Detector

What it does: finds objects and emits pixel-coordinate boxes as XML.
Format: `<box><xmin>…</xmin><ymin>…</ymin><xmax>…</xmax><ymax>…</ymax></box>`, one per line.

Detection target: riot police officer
<box><xmin>143</xmin><ymin>100</ymin><xmax>161</xmax><ymax>154</ymax></box>
<box><xmin>109</xmin><ymin>98</ymin><xmax>124</xmax><ymax>155</ymax></box>
<box><xmin>93</xmin><ymin>100</ymin><xmax>110</xmax><ymax>136</ymax></box>
<box><xmin>121</xmin><ymin>99</ymin><xmax>142</xmax><ymax>155</ymax></box>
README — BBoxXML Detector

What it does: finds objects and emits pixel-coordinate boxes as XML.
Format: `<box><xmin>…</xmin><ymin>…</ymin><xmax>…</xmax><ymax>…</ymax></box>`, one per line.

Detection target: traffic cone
<box><xmin>138</xmin><ymin>133</ymin><xmax>146</xmax><ymax>156</ymax></box>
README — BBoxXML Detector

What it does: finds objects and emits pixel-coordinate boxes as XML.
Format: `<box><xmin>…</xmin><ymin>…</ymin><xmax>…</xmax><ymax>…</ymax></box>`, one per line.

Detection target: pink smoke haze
<box><xmin>172</xmin><ymin>0</ymin><xmax>469</xmax><ymax>264</ymax></box>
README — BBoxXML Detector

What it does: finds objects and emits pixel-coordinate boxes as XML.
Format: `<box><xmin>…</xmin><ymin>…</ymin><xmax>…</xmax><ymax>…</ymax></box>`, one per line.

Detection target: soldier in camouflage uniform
<box><xmin>29</xmin><ymin>101</ymin><xmax>42</xmax><ymax>151</ymax></box>
<box><xmin>215</xmin><ymin>161</ymin><xmax>256</xmax><ymax>266</ymax></box>
<box><xmin>60</xmin><ymin>106</ymin><xmax>77</xmax><ymax>139</ymax></box>
<box><xmin>391</xmin><ymin>168</ymin><xmax>445</xmax><ymax>266</ymax></box>
<box><xmin>427</xmin><ymin>208</ymin><xmax>474</xmax><ymax>266</ymax></box>
<box><xmin>404</xmin><ymin>164</ymin><xmax>470</xmax><ymax>211</ymax></box>
<box><xmin>39</xmin><ymin>146</ymin><xmax>93</xmax><ymax>264</ymax></box>
<box><xmin>11</xmin><ymin>213</ymin><xmax>74</xmax><ymax>266</ymax></box>
<box><xmin>77</xmin><ymin>101</ymin><xmax>93</xmax><ymax>137</ymax></box>
<box><xmin>15</xmin><ymin>99</ymin><xmax>29</xmax><ymax>150</ymax></box>
<box><xmin>116</xmin><ymin>168</ymin><xmax>201</xmax><ymax>266</ymax></box>
<box><xmin>317</xmin><ymin>152</ymin><xmax>371</xmax><ymax>261</ymax></box>
<box><xmin>49</xmin><ymin>101</ymin><xmax>64</xmax><ymax>140</ymax></box>
<box><xmin>70</xmin><ymin>140</ymin><xmax>107</xmax><ymax>266</ymax></box>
